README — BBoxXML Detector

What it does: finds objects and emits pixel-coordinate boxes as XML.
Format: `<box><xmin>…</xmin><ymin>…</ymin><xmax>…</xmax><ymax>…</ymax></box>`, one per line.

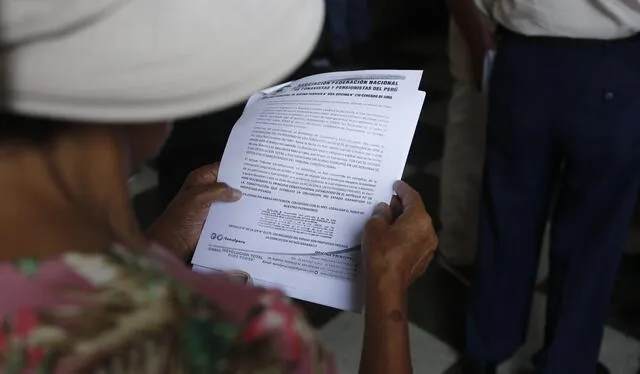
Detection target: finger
<box><xmin>190</xmin><ymin>183</ymin><xmax>242</xmax><ymax>209</ymax></box>
<box><xmin>390</xmin><ymin>195</ymin><xmax>403</xmax><ymax>220</ymax></box>
<box><xmin>364</xmin><ymin>203</ymin><xmax>392</xmax><ymax>234</ymax></box>
<box><xmin>393</xmin><ymin>181</ymin><xmax>425</xmax><ymax>213</ymax></box>
<box><xmin>184</xmin><ymin>163</ymin><xmax>221</xmax><ymax>188</ymax></box>
<box><xmin>371</xmin><ymin>202</ymin><xmax>393</xmax><ymax>225</ymax></box>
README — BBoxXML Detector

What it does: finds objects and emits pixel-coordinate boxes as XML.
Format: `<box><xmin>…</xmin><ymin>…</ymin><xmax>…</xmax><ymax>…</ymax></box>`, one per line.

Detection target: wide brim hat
<box><xmin>0</xmin><ymin>0</ymin><xmax>324</xmax><ymax>122</ymax></box>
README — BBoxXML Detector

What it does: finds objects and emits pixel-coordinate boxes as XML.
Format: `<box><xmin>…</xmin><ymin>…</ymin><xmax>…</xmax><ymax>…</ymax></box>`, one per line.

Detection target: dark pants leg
<box><xmin>347</xmin><ymin>0</ymin><xmax>372</xmax><ymax>44</ymax></box>
<box><xmin>325</xmin><ymin>0</ymin><xmax>371</xmax><ymax>53</ymax></box>
<box><xmin>539</xmin><ymin>34</ymin><xmax>640</xmax><ymax>373</ymax></box>
<box><xmin>325</xmin><ymin>0</ymin><xmax>351</xmax><ymax>52</ymax></box>
<box><xmin>465</xmin><ymin>31</ymin><xmax>563</xmax><ymax>363</ymax></box>
<box><xmin>466</xmin><ymin>31</ymin><xmax>640</xmax><ymax>374</ymax></box>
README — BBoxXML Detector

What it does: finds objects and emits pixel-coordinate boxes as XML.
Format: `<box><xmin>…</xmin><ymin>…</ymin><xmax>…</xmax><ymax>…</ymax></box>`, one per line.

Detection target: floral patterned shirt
<box><xmin>0</xmin><ymin>244</ymin><xmax>337</xmax><ymax>373</ymax></box>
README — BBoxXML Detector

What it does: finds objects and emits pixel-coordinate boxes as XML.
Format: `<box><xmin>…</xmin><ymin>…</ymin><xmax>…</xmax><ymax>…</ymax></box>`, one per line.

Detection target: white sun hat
<box><xmin>0</xmin><ymin>0</ymin><xmax>324</xmax><ymax>123</ymax></box>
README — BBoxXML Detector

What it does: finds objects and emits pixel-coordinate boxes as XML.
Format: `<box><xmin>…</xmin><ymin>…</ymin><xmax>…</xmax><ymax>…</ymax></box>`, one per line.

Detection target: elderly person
<box><xmin>0</xmin><ymin>0</ymin><xmax>438</xmax><ymax>373</ymax></box>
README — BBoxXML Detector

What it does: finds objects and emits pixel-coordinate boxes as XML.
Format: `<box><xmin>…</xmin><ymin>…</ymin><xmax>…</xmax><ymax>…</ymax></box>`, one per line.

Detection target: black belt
<box><xmin>496</xmin><ymin>25</ymin><xmax>640</xmax><ymax>46</ymax></box>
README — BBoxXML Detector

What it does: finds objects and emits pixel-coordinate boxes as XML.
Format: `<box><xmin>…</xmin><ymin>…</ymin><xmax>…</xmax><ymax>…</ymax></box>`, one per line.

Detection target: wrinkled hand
<box><xmin>147</xmin><ymin>163</ymin><xmax>241</xmax><ymax>258</ymax></box>
<box><xmin>362</xmin><ymin>181</ymin><xmax>438</xmax><ymax>289</ymax></box>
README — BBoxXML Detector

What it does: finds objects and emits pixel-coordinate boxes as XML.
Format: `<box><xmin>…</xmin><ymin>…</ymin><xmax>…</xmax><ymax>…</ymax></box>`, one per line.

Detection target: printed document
<box><xmin>192</xmin><ymin>70</ymin><xmax>426</xmax><ymax>311</ymax></box>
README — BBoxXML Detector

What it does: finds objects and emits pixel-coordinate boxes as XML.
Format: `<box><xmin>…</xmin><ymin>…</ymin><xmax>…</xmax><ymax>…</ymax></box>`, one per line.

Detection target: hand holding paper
<box><xmin>363</xmin><ymin>181</ymin><xmax>438</xmax><ymax>288</ymax></box>
<box><xmin>192</xmin><ymin>70</ymin><xmax>426</xmax><ymax>311</ymax></box>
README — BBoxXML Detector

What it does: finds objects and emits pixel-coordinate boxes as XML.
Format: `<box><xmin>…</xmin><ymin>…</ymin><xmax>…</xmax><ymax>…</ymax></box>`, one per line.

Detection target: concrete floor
<box><xmin>132</xmin><ymin>29</ymin><xmax>640</xmax><ymax>373</ymax></box>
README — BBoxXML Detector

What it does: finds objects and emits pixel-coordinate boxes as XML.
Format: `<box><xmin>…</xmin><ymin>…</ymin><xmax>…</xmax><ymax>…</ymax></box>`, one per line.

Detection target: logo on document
<box><xmin>210</xmin><ymin>233</ymin><xmax>224</xmax><ymax>241</ymax></box>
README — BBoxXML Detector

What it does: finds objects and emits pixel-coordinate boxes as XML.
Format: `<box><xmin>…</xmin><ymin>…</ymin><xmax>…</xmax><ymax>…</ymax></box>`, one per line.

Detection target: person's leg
<box><xmin>538</xmin><ymin>35</ymin><xmax>640</xmax><ymax>374</ymax></box>
<box><xmin>346</xmin><ymin>0</ymin><xmax>372</xmax><ymax>45</ymax></box>
<box><xmin>466</xmin><ymin>31</ymin><xmax>563</xmax><ymax>362</ymax></box>
<box><xmin>324</xmin><ymin>0</ymin><xmax>350</xmax><ymax>53</ymax></box>
<box><xmin>439</xmin><ymin>19</ymin><xmax>488</xmax><ymax>268</ymax></box>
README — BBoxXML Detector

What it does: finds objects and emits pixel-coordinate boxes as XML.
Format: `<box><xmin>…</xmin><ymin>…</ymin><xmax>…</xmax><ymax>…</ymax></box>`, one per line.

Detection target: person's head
<box><xmin>0</xmin><ymin>113</ymin><xmax>172</xmax><ymax>175</ymax></box>
<box><xmin>0</xmin><ymin>0</ymin><xmax>323</xmax><ymax>168</ymax></box>
<box><xmin>0</xmin><ymin>0</ymin><xmax>324</xmax><ymax>252</ymax></box>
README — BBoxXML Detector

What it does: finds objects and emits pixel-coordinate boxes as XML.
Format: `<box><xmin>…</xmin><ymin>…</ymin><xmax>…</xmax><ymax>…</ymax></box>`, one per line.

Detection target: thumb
<box><xmin>191</xmin><ymin>183</ymin><xmax>242</xmax><ymax>209</ymax></box>
<box><xmin>184</xmin><ymin>163</ymin><xmax>220</xmax><ymax>187</ymax></box>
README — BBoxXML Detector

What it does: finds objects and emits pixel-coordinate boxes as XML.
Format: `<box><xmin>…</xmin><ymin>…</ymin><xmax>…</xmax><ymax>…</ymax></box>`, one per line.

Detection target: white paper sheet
<box><xmin>192</xmin><ymin>70</ymin><xmax>425</xmax><ymax>311</ymax></box>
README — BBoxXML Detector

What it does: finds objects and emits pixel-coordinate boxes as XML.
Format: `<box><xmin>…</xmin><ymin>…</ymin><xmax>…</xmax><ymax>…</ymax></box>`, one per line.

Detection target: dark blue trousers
<box><xmin>466</xmin><ymin>29</ymin><xmax>640</xmax><ymax>374</ymax></box>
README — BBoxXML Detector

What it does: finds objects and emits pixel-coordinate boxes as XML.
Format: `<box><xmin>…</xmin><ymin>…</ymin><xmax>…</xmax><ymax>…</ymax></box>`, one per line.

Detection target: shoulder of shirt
<box><xmin>0</xmin><ymin>246</ymin><xmax>334</xmax><ymax>373</ymax></box>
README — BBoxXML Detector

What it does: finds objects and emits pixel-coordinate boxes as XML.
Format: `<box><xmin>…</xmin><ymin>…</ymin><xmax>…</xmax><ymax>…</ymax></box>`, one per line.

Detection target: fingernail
<box><xmin>393</xmin><ymin>180</ymin><xmax>403</xmax><ymax>191</ymax></box>
<box><xmin>231</xmin><ymin>188</ymin><xmax>242</xmax><ymax>198</ymax></box>
<box><xmin>226</xmin><ymin>270</ymin><xmax>252</xmax><ymax>285</ymax></box>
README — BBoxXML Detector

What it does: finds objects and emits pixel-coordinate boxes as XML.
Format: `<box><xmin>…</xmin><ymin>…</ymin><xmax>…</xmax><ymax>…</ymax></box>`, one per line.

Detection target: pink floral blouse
<box><xmin>0</xmin><ymin>244</ymin><xmax>337</xmax><ymax>373</ymax></box>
